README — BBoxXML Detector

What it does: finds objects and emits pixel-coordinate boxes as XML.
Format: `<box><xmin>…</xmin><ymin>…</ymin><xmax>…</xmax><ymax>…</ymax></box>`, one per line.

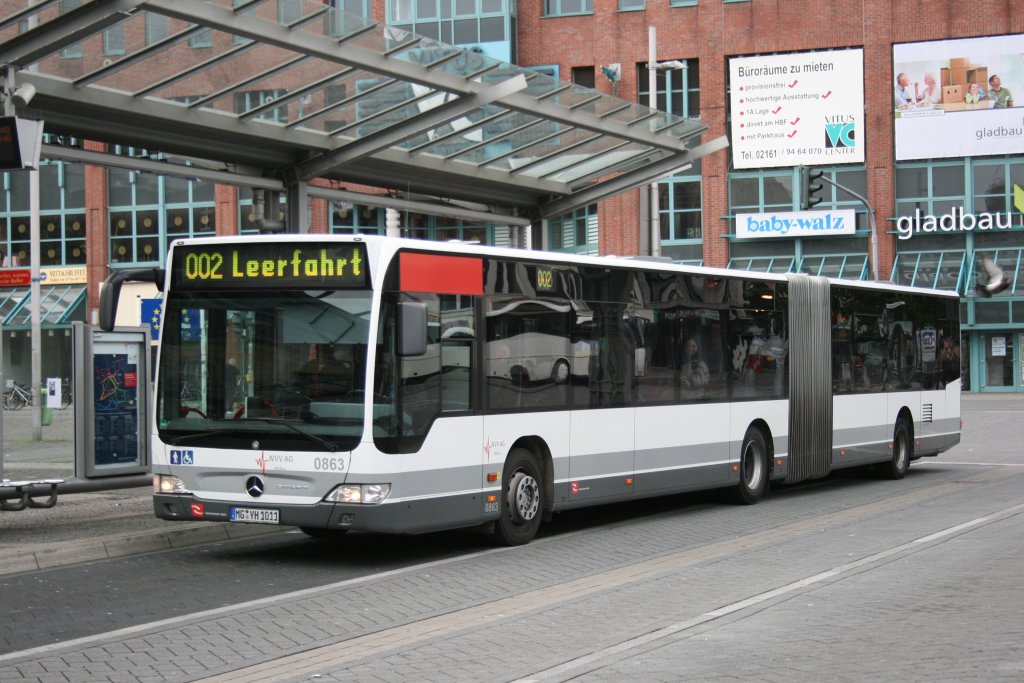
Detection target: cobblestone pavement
<box><xmin>0</xmin><ymin>394</ymin><xmax>1021</xmax><ymax>682</ymax></box>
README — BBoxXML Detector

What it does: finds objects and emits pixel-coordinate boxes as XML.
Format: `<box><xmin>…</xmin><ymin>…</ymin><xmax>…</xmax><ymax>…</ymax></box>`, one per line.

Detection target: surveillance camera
<box><xmin>12</xmin><ymin>83</ymin><xmax>35</xmax><ymax>107</ymax></box>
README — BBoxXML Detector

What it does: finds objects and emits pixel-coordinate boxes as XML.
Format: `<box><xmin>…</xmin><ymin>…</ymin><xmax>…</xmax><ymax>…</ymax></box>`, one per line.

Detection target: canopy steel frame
<box><xmin>0</xmin><ymin>0</ymin><xmax>725</xmax><ymax>221</ymax></box>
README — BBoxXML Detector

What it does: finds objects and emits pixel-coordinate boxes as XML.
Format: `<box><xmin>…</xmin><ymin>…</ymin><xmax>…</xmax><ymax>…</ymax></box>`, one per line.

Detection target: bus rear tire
<box><xmin>733</xmin><ymin>427</ymin><xmax>769</xmax><ymax>505</ymax></box>
<box><xmin>879</xmin><ymin>417</ymin><xmax>912</xmax><ymax>480</ymax></box>
<box><xmin>494</xmin><ymin>448</ymin><xmax>544</xmax><ymax>546</ymax></box>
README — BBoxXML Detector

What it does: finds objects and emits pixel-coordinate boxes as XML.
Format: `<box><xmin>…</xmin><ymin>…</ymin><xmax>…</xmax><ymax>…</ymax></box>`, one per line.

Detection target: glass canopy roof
<box><xmin>0</xmin><ymin>0</ymin><xmax>725</xmax><ymax>218</ymax></box>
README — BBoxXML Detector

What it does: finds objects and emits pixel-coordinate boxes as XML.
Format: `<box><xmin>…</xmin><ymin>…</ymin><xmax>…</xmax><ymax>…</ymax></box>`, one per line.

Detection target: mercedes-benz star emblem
<box><xmin>245</xmin><ymin>476</ymin><xmax>265</xmax><ymax>498</ymax></box>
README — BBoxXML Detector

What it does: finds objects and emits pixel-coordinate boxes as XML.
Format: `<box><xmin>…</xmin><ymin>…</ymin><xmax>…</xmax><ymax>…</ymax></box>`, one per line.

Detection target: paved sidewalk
<box><xmin>0</xmin><ymin>408</ymin><xmax>283</xmax><ymax>576</ymax></box>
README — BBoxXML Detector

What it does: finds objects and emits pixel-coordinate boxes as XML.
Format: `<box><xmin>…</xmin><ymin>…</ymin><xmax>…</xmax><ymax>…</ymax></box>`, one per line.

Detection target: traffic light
<box><xmin>799</xmin><ymin>166</ymin><xmax>825</xmax><ymax>210</ymax></box>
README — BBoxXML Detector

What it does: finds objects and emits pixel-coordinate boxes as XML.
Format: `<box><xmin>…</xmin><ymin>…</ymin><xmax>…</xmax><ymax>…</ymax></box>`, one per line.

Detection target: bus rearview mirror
<box><xmin>398</xmin><ymin>301</ymin><xmax>428</xmax><ymax>357</ymax></box>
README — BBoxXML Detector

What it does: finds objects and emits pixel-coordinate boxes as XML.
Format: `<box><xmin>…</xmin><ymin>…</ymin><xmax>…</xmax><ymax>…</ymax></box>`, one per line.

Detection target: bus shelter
<box><xmin>0</xmin><ymin>0</ymin><xmax>726</xmax><ymax>235</ymax></box>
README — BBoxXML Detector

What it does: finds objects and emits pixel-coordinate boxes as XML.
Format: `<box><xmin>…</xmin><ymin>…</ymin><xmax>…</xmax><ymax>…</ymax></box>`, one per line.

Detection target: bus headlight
<box><xmin>325</xmin><ymin>483</ymin><xmax>391</xmax><ymax>504</ymax></box>
<box><xmin>153</xmin><ymin>474</ymin><xmax>191</xmax><ymax>494</ymax></box>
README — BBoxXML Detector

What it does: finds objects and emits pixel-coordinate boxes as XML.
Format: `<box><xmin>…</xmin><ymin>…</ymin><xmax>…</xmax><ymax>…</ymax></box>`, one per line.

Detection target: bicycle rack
<box><xmin>0</xmin><ymin>479</ymin><xmax>64</xmax><ymax>511</ymax></box>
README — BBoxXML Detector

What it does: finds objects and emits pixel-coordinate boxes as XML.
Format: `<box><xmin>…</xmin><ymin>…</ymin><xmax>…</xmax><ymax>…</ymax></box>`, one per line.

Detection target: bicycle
<box><xmin>3</xmin><ymin>382</ymin><xmax>33</xmax><ymax>410</ymax></box>
<box><xmin>57</xmin><ymin>377</ymin><xmax>72</xmax><ymax>409</ymax></box>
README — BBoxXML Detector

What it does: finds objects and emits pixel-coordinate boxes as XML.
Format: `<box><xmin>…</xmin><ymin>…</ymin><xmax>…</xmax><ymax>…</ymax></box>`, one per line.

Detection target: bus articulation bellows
<box><xmin>100</xmin><ymin>235</ymin><xmax>962</xmax><ymax>545</ymax></box>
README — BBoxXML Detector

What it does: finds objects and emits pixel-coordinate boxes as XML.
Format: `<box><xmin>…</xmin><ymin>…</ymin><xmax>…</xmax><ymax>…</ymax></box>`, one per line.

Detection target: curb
<box><xmin>0</xmin><ymin>522</ymin><xmax>290</xmax><ymax>577</ymax></box>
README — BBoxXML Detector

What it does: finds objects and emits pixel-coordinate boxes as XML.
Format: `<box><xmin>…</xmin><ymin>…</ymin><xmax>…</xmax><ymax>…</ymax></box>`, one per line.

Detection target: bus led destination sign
<box><xmin>172</xmin><ymin>242</ymin><xmax>368</xmax><ymax>289</ymax></box>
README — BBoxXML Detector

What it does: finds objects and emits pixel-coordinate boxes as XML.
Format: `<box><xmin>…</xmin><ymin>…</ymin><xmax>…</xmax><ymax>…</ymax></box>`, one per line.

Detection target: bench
<box><xmin>0</xmin><ymin>479</ymin><xmax>64</xmax><ymax>511</ymax></box>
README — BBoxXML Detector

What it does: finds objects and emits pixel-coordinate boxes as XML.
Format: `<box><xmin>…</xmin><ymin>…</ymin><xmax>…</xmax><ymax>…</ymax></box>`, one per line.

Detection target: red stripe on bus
<box><xmin>400</xmin><ymin>252</ymin><xmax>483</xmax><ymax>295</ymax></box>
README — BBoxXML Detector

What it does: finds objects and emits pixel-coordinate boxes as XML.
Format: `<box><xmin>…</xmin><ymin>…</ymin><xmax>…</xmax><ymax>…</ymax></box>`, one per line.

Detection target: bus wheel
<box><xmin>550</xmin><ymin>359</ymin><xmax>570</xmax><ymax>384</ymax></box>
<box><xmin>879</xmin><ymin>417</ymin><xmax>912</xmax><ymax>480</ymax></box>
<box><xmin>733</xmin><ymin>427</ymin><xmax>768</xmax><ymax>505</ymax></box>
<box><xmin>495</xmin><ymin>448</ymin><xmax>544</xmax><ymax>546</ymax></box>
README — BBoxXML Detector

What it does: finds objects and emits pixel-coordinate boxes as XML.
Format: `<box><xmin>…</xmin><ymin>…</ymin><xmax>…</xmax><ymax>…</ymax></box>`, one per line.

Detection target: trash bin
<box><xmin>41</xmin><ymin>387</ymin><xmax>53</xmax><ymax>427</ymax></box>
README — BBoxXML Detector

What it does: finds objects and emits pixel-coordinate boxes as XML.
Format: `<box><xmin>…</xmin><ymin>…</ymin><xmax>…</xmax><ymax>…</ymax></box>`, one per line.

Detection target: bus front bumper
<box><xmin>153</xmin><ymin>493</ymin><xmax>405</xmax><ymax>533</ymax></box>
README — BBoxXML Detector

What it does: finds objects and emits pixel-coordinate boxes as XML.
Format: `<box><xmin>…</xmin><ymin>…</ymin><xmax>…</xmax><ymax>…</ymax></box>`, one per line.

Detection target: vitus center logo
<box><xmin>824</xmin><ymin>115</ymin><xmax>855</xmax><ymax>149</ymax></box>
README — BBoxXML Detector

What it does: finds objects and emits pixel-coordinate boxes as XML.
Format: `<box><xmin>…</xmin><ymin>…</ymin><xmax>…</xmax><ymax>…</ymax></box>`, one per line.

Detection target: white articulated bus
<box><xmin>100</xmin><ymin>235</ymin><xmax>962</xmax><ymax>545</ymax></box>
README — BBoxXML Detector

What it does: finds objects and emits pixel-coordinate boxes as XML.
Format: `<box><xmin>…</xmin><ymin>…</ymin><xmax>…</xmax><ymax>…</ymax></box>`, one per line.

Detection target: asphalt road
<box><xmin>1</xmin><ymin>393</ymin><xmax>1022</xmax><ymax>681</ymax></box>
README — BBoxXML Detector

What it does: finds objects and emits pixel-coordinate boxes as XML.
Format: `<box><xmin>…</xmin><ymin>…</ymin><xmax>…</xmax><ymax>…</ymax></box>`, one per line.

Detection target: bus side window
<box><xmin>440</xmin><ymin>295</ymin><xmax>474</xmax><ymax>412</ymax></box>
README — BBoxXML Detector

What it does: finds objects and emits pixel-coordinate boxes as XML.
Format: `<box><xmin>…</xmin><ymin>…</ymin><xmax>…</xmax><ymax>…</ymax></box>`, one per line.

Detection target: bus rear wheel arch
<box><xmin>494</xmin><ymin>447</ymin><xmax>545</xmax><ymax>546</ymax></box>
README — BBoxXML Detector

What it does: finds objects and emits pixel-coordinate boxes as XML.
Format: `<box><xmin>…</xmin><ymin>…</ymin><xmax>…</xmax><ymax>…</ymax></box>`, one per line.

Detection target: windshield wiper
<box><xmin>165</xmin><ymin>429</ymin><xmax>238</xmax><ymax>446</ymax></box>
<box><xmin>233</xmin><ymin>417</ymin><xmax>340</xmax><ymax>452</ymax></box>
<box><xmin>164</xmin><ymin>419</ymin><xmax>339</xmax><ymax>452</ymax></box>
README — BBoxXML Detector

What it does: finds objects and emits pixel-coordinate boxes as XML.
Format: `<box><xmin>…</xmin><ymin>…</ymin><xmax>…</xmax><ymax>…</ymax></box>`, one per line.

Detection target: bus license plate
<box><xmin>230</xmin><ymin>507</ymin><xmax>279</xmax><ymax>524</ymax></box>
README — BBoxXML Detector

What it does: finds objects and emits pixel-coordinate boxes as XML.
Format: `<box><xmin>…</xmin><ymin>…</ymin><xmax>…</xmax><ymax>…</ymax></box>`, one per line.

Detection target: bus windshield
<box><xmin>156</xmin><ymin>288</ymin><xmax>374</xmax><ymax>452</ymax></box>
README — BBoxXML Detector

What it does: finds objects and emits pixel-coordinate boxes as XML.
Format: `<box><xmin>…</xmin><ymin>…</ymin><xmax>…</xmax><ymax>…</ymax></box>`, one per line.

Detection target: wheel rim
<box><xmin>507</xmin><ymin>471</ymin><xmax>540</xmax><ymax>524</ymax></box>
<box><xmin>554</xmin><ymin>361</ymin><xmax>569</xmax><ymax>383</ymax></box>
<box><xmin>742</xmin><ymin>439</ymin><xmax>764</xmax><ymax>491</ymax></box>
<box><xmin>895</xmin><ymin>428</ymin><xmax>909</xmax><ymax>471</ymax></box>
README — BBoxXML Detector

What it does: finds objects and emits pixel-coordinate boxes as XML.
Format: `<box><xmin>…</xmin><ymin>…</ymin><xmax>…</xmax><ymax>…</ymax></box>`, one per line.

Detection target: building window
<box><xmin>638</xmin><ymin>60</ymin><xmax>702</xmax><ymax>259</ymax></box>
<box><xmin>670</xmin><ymin>0</ymin><xmax>698</xmax><ymax>5</ymax></box>
<box><xmin>235</xmin><ymin>89</ymin><xmax>290</xmax><ymax>123</ymax></box>
<box><xmin>103</xmin><ymin>24</ymin><xmax>125</xmax><ymax>56</ymax></box>
<box><xmin>549</xmin><ymin>204</ymin><xmax>598</xmax><ymax>255</ymax></box>
<box><xmin>330</xmin><ymin>202</ymin><xmax>385</xmax><ymax>235</ymax></box>
<box><xmin>637</xmin><ymin>59</ymin><xmax>699</xmax><ymax>118</ymax></box>
<box><xmin>731</xmin><ymin>167</ymin><xmax>867</xmax><ymax>230</ymax></box>
<box><xmin>237</xmin><ymin>188</ymin><xmax>286</xmax><ymax>234</ymax></box>
<box><xmin>0</xmin><ymin>161</ymin><xmax>86</xmax><ymax>267</ymax></box>
<box><xmin>571</xmin><ymin>66</ymin><xmax>595</xmax><ymax>89</ymax></box>
<box><xmin>109</xmin><ymin>154</ymin><xmax>215</xmax><ymax>265</ymax></box>
<box><xmin>388</xmin><ymin>0</ymin><xmax>508</xmax><ymax>47</ymax></box>
<box><xmin>894</xmin><ymin>156</ymin><xmax>1024</xmax><ymax>295</ymax></box>
<box><xmin>231</xmin><ymin>0</ymin><xmax>256</xmax><ymax>45</ymax></box>
<box><xmin>326</xmin><ymin>0</ymin><xmax>371</xmax><ymax>36</ymax></box>
<box><xmin>727</xmin><ymin>167</ymin><xmax>868</xmax><ymax>274</ymax></box>
<box><xmin>412</xmin><ymin>215</ymin><xmax>491</xmax><ymax>244</ymax></box>
<box><xmin>658</xmin><ymin>176</ymin><xmax>703</xmax><ymax>245</ymax></box>
<box><xmin>543</xmin><ymin>0</ymin><xmax>593</xmax><ymax>17</ymax></box>
<box><xmin>895</xmin><ymin>160</ymin><xmax>967</xmax><ymax>222</ymax></box>
<box><xmin>618</xmin><ymin>0</ymin><xmax>644</xmax><ymax>9</ymax></box>
<box><xmin>279</xmin><ymin>0</ymin><xmax>303</xmax><ymax>24</ymax></box>
<box><xmin>189</xmin><ymin>28</ymin><xmax>213</xmax><ymax>48</ymax></box>
<box><xmin>146</xmin><ymin>13</ymin><xmax>169</xmax><ymax>45</ymax></box>
<box><xmin>60</xmin><ymin>0</ymin><xmax>83</xmax><ymax>58</ymax></box>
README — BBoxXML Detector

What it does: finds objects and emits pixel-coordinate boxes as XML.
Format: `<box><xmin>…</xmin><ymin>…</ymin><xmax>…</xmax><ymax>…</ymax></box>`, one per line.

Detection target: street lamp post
<box><xmin>647</xmin><ymin>25</ymin><xmax>687</xmax><ymax>258</ymax></box>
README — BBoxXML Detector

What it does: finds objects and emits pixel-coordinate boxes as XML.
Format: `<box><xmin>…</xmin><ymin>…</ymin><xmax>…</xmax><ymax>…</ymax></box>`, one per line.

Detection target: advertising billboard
<box><xmin>729</xmin><ymin>49</ymin><xmax>864</xmax><ymax>169</ymax></box>
<box><xmin>894</xmin><ymin>34</ymin><xmax>1023</xmax><ymax>161</ymax></box>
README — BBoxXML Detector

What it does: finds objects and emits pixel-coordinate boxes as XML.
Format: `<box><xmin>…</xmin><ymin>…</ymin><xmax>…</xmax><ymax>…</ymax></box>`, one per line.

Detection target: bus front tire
<box><xmin>733</xmin><ymin>427</ymin><xmax>769</xmax><ymax>505</ymax></box>
<box><xmin>495</xmin><ymin>448</ymin><xmax>544</xmax><ymax>546</ymax></box>
<box><xmin>879</xmin><ymin>417</ymin><xmax>912</xmax><ymax>480</ymax></box>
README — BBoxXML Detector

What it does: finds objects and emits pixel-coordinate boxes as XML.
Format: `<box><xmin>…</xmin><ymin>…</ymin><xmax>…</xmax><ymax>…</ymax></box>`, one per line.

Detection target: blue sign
<box><xmin>140</xmin><ymin>298</ymin><xmax>163</xmax><ymax>341</ymax></box>
<box><xmin>180</xmin><ymin>308</ymin><xmax>201</xmax><ymax>342</ymax></box>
